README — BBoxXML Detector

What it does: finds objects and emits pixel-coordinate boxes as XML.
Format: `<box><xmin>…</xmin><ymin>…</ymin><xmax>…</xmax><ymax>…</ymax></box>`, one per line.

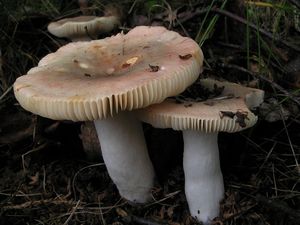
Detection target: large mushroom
<box><xmin>13</xmin><ymin>26</ymin><xmax>203</xmax><ymax>203</ymax></box>
<box><xmin>137</xmin><ymin>78</ymin><xmax>264</xmax><ymax>223</ymax></box>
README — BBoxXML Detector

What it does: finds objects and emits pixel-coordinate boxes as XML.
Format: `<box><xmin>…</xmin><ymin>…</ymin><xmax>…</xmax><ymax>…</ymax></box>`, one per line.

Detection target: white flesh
<box><xmin>94</xmin><ymin>112</ymin><xmax>155</xmax><ymax>203</ymax></box>
<box><xmin>182</xmin><ymin>131</ymin><xmax>224</xmax><ymax>224</ymax></box>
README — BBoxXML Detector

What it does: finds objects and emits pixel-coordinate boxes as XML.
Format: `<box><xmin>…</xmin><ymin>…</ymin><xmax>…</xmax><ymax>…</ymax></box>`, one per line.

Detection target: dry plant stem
<box><xmin>0</xmin><ymin>85</ymin><xmax>12</xmax><ymax>101</ymax></box>
<box><xmin>94</xmin><ymin>111</ymin><xmax>155</xmax><ymax>203</ymax></box>
<box><xmin>288</xmin><ymin>0</ymin><xmax>300</xmax><ymax>9</ymax></box>
<box><xmin>72</xmin><ymin>163</ymin><xmax>105</xmax><ymax>200</ymax></box>
<box><xmin>279</xmin><ymin>108</ymin><xmax>300</xmax><ymax>173</ymax></box>
<box><xmin>123</xmin><ymin>215</ymin><xmax>168</xmax><ymax>225</ymax></box>
<box><xmin>176</xmin><ymin>7</ymin><xmax>300</xmax><ymax>52</ymax></box>
<box><xmin>63</xmin><ymin>200</ymin><xmax>81</xmax><ymax>225</ymax></box>
<box><xmin>257</xmin><ymin>195</ymin><xmax>300</xmax><ymax>221</ymax></box>
<box><xmin>183</xmin><ymin>131</ymin><xmax>224</xmax><ymax>224</ymax></box>
<box><xmin>22</xmin><ymin>142</ymin><xmax>48</xmax><ymax>172</ymax></box>
<box><xmin>213</xmin><ymin>8</ymin><xmax>300</xmax><ymax>52</ymax></box>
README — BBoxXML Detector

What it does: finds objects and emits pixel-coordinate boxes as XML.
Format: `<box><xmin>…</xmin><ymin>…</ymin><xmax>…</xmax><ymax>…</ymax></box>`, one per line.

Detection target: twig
<box><xmin>288</xmin><ymin>0</ymin><xmax>300</xmax><ymax>9</ymax></box>
<box><xmin>72</xmin><ymin>163</ymin><xmax>105</xmax><ymax>200</ymax></box>
<box><xmin>2</xmin><ymin>197</ymin><xmax>126</xmax><ymax>213</ymax></box>
<box><xmin>0</xmin><ymin>85</ymin><xmax>13</xmax><ymax>101</ymax></box>
<box><xmin>175</xmin><ymin>8</ymin><xmax>210</xmax><ymax>26</ymax></box>
<box><xmin>2</xmin><ymin>198</ymin><xmax>77</xmax><ymax>210</ymax></box>
<box><xmin>63</xmin><ymin>200</ymin><xmax>81</xmax><ymax>225</ymax></box>
<box><xmin>176</xmin><ymin>7</ymin><xmax>300</xmax><ymax>52</ymax></box>
<box><xmin>222</xmin><ymin>204</ymin><xmax>257</xmax><ymax>221</ymax></box>
<box><xmin>257</xmin><ymin>142</ymin><xmax>277</xmax><ymax>175</ymax></box>
<box><xmin>272</xmin><ymin>163</ymin><xmax>278</xmax><ymax>196</ymax></box>
<box><xmin>77</xmin><ymin>198</ymin><xmax>126</xmax><ymax>214</ymax></box>
<box><xmin>42</xmin><ymin>166</ymin><xmax>46</xmax><ymax>193</ymax></box>
<box><xmin>145</xmin><ymin>190</ymin><xmax>181</xmax><ymax>207</ymax></box>
<box><xmin>279</xmin><ymin>106</ymin><xmax>300</xmax><ymax>174</ymax></box>
<box><xmin>97</xmin><ymin>201</ymin><xmax>106</xmax><ymax>225</ymax></box>
<box><xmin>256</xmin><ymin>195</ymin><xmax>300</xmax><ymax>221</ymax></box>
<box><xmin>123</xmin><ymin>215</ymin><xmax>168</xmax><ymax>225</ymax></box>
<box><xmin>0</xmin><ymin>192</ymin><xmax>42</xmax><ymax>197</ymax></box>
<box><xmin>22</xmin><ymin>142</ymin><xmax>48</xmax><ymax>172</ymax></box>
<box><xmin>212</xmin><ymin>8</ymin><xmax>300</xmax><ymax>52</ymax></box>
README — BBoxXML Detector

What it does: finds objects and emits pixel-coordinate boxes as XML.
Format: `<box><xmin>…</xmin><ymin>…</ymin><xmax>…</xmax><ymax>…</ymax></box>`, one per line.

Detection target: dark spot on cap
<box><xmin>149</xmin><ymin>64</ymin><xmax>159</xmax><ymax>72</ymax></box>
<box><xmin>179</xmin><ymin>54</ymin><xmax>192</xmax><ymax>60</ymax></box>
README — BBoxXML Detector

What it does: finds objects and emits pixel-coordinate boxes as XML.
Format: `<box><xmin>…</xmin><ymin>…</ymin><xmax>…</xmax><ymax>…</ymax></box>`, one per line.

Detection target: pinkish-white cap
<box><xmin>137</xmin><ymin>78</ymin><xmax>264</xmax><ymax>132</ymax></box>
<box><xmin>14</xmin><ymin>26</ymin><xmax>203</xmax><ymax>121</ymax></box>
<box><xmin>47</xmin><ymin>15</ymin><xmax>121</xmax><ymax>41</ymax></box>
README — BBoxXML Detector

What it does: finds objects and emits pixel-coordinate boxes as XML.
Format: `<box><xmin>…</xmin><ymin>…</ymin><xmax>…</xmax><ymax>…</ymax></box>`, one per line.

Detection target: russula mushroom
<box><xmin>48</xmin><ymin>5</ymin><xmax>123</xmax><ymax>158</ymax></box>
<box><xmin>47</xmin><ymin>7</ymin><xmax>122</xmax><ymax>41</ymax></box>
<box><xmin>13</xmin><ymin>26</ymin><xmax>204</xmax><ymax>203</ymax></box>
<box><xmin>137</xmin><ymin>78</ymin><xmax>264</xmax><ymax>223</ymax></box>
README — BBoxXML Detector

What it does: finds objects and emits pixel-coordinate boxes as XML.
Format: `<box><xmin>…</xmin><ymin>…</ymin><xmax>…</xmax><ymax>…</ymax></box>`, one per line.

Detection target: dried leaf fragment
<box><xmin>220</xmin><ymin>111</ymin><xmax>235</xmax><ymax>119</ymax></box>
<box><xmin>179</xmin><ymin>54</ymin><xmax>192</xmax><ymax>60</ymax></box>
<box><xmin>220</xmin><ymin>110</ymin><xmax>249</xmax><ymax>128</ymax></box>
<box><xmin>213</xmin><ymin>84</ymin><xmax>225</xmax><ymax>96</ymax></box>
<box><xmin>235</xmin><ymin>110</ymin><xmax>249</xmax><ymax>128</ymax></box>
<box><xmin>121</xmin><ymin>62</ymin><xmax>131</xmax><ymax>69</ymax></box>
<box><xmin>149</xmin><ymin>64</ymin><xmax>160</xmax><ymax>72</ymax></box>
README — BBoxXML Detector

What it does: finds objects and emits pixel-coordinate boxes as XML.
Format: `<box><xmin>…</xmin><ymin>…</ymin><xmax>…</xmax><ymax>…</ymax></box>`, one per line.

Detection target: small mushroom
<box><xmin>13</xmin><ymin>26</ymin><xmax>204</xmax><ymax>203</ymax></box>
<box><xmin>137</xmin><ymin>78</ymin><xmax>264</xmax><ymax>223</ymax></box>
<box><xmin>47</xmin><ymin>6</ymin><xmax>122</xmax><ymax>41</ymax></box>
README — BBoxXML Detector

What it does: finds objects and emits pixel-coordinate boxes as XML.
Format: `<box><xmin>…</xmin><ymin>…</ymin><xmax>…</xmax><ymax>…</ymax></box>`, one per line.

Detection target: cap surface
<box><xmin>47</xmin><ymin>15</ymin><xmax>120</xmax><ymax>40</ymax></box>
<box><xmin>137</xmin><ymin>78</ymin><xmax>264</xmax><ymax>133</ymax></box>
<box><xmin>14</xmin><ymin>26</ymin><xmax>203</xmax><ymax>121</ymax></box>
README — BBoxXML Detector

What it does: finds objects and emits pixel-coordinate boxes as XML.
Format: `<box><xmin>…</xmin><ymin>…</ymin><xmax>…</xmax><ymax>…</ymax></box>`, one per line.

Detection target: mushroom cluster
<box><xmin>14</xmin><ymin>26</ymin><xmax>203</xmax><ymax>203</ymax></box>
<box><xmin>13</xmin><ymin>25</ymin><xmax>264</xmax><ymax>224</ymax></box>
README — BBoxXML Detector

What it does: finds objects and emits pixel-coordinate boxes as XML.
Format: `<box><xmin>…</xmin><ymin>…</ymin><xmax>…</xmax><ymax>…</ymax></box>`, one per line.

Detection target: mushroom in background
<box><xmin>137</xmin><ymin>78</ymin><xmax>264</xmax><ymax>224</ymax></box>
<box><xmin>13</xmin><ymin>26</ymin><xmax>203</xmax><ymax>203</ymax></box>
<box><xmin>47</xmin><ymin>4</ymin><xmax>122</xmax><ymax>41</ymax></box>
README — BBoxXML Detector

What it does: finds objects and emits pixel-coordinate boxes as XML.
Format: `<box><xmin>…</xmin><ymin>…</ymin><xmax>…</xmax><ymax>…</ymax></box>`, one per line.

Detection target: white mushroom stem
<box><xmin>182</xmin><ymin>131</ymin><xmax>224</xmax><ymax>224</ymax></box>
<box><xmin>94</xmin><ymin>111</ymin><xmax>155</xmax><ymax>203</ymax></box>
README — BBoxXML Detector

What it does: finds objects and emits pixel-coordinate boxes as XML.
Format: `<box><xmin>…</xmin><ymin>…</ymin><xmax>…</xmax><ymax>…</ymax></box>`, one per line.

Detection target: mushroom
<box><xmin>13</xmin><ymin>26</ymin><xmax>204</xmax><ymax>203</ymax></box>
<box><xmin>47</xmin><ymin>6</ymin><xmax>122</xmax><ymax>41</ymax></box>
<box><xmin>47</xmin><ymin>5</ymin><xmax>123</xmax><ymax>158</ymax></box>
<box><xmin>136</xmin><ymin>78</ymin><xmax>264</xmax><ymax>223</ymax></box>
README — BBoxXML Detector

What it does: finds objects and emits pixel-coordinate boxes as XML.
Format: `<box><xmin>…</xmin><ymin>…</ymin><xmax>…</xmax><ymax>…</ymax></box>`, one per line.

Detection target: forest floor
<box><xmin>0</xmin><ymin>0</ymin><xmax>300</xmax><ymax>225</ymax></box>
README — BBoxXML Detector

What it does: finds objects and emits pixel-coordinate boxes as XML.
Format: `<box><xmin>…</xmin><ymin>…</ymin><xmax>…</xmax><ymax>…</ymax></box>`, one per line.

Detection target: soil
<box><xmin>1</xmin><ymin>1</ymin><xmax>300</xmax><ymax>225</ymax></box>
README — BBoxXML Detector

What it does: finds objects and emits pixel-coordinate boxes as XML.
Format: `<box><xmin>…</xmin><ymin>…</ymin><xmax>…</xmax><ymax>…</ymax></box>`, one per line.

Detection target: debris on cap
<box><xmin>137</xmin><ymin>78</ymin><xmax>264</xmax><ymax>132</ymax></box>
